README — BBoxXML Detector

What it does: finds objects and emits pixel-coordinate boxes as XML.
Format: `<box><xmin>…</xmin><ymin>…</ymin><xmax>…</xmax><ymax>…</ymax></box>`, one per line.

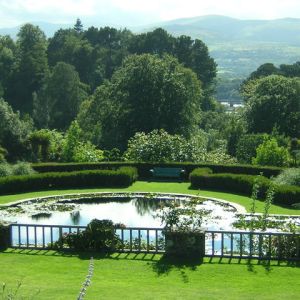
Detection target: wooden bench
<box><xmin>150</xmin><ymin>167</ymin><xmax>185</xmax><ymax>179</ymax></box>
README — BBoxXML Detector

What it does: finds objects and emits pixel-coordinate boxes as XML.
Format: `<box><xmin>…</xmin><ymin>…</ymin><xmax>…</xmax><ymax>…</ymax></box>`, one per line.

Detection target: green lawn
<box><xmin>0</xmin><ymin>181</ymin><xmax>299</xmax><ymax>215</ymax></box>
<box><xmin>0</xmin><ymin>249</ymin><xmax>299</xmax><ymax>300</ymax></box>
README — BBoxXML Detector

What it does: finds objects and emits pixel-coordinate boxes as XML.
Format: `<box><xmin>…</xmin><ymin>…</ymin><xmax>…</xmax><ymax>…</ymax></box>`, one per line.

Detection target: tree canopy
<box><xmin>78</xmin><ymin>54</ymin><xmax>203</xmax><ymax>149</ymax></box>
<box><xmin>243</xmin><ymin>75</ymin><xmax>300</xmax><ymax>138</ymax></box>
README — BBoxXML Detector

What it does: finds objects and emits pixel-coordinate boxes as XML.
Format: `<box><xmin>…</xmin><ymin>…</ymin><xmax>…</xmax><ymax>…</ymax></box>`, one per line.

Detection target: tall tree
<box><xmin>0</xmin><ymin>35</ymin><xmax>17</xmax><ymax>98</ymax></box>
<box><xmin>34</xmin><ymin>62</ymin><xmax>88</xmax><ymax>130</ymax></box>
<box><xmin>243</xmin><ymin>75</ymin><xmax>300</xmax><ymax>137</ymax></box>
<box><xmin>10</xmin><ymin>24</ymin><xmax>48</xmax><ymax>114</ymax></box>
<box><xmin>0</xmin><ymin>98</ymin><xmax>33</xmax><ymax>161</ymax></box>
<box><xmin>74</xmin><ymin>18</ymin><xmax>83</xmax><ymax>34</ymax></box>
<box><xmin>78</xmin><ymin>54</ymin><xmax>203</xmax><ymax>149</ymax></box>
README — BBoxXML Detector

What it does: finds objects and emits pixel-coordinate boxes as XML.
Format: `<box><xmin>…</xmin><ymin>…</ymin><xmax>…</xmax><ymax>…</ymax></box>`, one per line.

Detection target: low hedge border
<box><xmin>190</xmin><ymin>169</ymin><xmax>300</xmax><ymax>206</ymax></box>
<box><xmin>0</xmin><ymin>167</ymin><xmax>138</xmax><ymax>195</ymax></box>
<box><xmin>31</xmin><ymin>162</ymin><xmax>283</xmax><ymax>179</ymax></box>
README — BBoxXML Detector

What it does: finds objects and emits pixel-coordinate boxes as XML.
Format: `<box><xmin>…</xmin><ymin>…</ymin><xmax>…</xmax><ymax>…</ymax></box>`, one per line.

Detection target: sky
<box><xmin>0</xmin><ymin>0</ymin><xmax>300</xmax><ymax>28</ymax></box>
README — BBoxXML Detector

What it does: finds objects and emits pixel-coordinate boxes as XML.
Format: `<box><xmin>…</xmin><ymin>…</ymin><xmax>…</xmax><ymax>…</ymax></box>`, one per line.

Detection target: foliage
<box><xmin>157</xmin><ymin>197</ymin><xmax>208</xmax><ymax>232</ymax></box>
<box><xmin>189</xmin><ymin>171</ymin><xmax>300</xmax><ymax>206</ymax></box>
<box><xmin>9</xmin><ymin>23</ymin><xmax>49</xmax><ymax>114</ymax></box>
<box><xmin>61</xmin><ymin>121</ymin><xmax>104</xmax><ymax>163</ymax></box>
<box><xmin>0</xmin><ymin>98</ymin><xmax>33</xmax><ymax>161</ymax></box>
<box><xmin>61</xmin><ymin>120</ymin><xmax>82</xmax><ymax>162</ymax></box>
<box><xmin>31</xmin><ymin>161</ymin><xmax>282</xmax><ymax>179</ymax></box>
<box><xmin>33</xmin><ymin>62</ymin><xmax>88</xmax><ymax>130</ymax></box>
<box><xmin>29</xmin><ymin>129</ymin><xmax>64</xmax><ymax>162</ymax></box>
<box><xmin>188</xmin><ymin>168</ymin><xmax>213</xmax><ymax>178</ymax></box>
<box><xmin>273</xmin><ymin>168</ymin><xmax>300</xmax><ymax>187</ymax></box>
<box><xmin>58</xmin><ymin>219</ymin><xmax>121</xmax><ymax>252</ymax></box>
<box><xmin>0</xmin><ymin>167</ymin><xmax>138</xmax><ymax>195</ymax></box>
<box><xmin>243</xmin><ymin>75</ymin><xmax>300</xmax><ymax>137</ymax></box>
<box><xmin>252</xmin><ymin>138</ymin><xmax>290</xmax><ymax>167</ymax></box>
<box><xmin>78</xmin><ymin>54</ymin><xmax>203</xmax><ymax>150</ymax></box>
<box><xmin>103</xmin><ymin>148</ymin><xmax>122</xmax><ymax>162</ymax></box>
<box><xmin>11</xmin><ymin>162</ymin><xmax>35</xmax><ymax>176</ymax></box>
<box><xmin>124</xmin><ymin>129</ymin><xmax>207</xmax><ymax>163</ymax></box>
<box><xmin>0</xmin><ymin>163</ymin><xmax>12</xmax><ymax>177</ymax></box>
<box><xmin>73</xmin><ymin>142</ymin><xmax>104</xmax><ymax>163</ymax></box>
<box><xmin>0</xmin><ymin>146</ymin><xmax>7</xmax><ymax>162</ymax></box>
<box><xmin>236</xmin><ymin>134</ymin><xmax>269</xmax><ymax>164</ymax></box>
<box><xmin>0</xmin><ymin>162</ymin><xmax>35</xmax><ymax>177</ymax></box>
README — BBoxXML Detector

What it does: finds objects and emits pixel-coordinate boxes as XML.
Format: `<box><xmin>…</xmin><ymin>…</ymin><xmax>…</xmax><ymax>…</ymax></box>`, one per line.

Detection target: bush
<box><xmin>73</xmin><ymin>142</ymin><xmax>104</xmax><ymax>162</ymax></box>
<box><xmin>0</xmin><ymin>163</ymin><xmax>12</xmax><ymax>177</ymax></box>
<box><xmin>236</xmin><ymin>134</ymin><xmax>268</xmax><ymax>164</ymax></box>
<box><xmin>12</xmin><ymin>162</ymin><xmax>35</xmax><ymax>176</ymax></box>
<box><xmin>188</xmin><ymin>168</ymin><xmax>213</xmax><ymax>178</ymax></box>
<box><xmin>273</xmin><ymin>168</ymin><xmax>300</xmax><ymax>187</ymax></box>
<box><xmin>31</xmin><ymin>162</ymin><xmax>283</xmax><ymax>179</ymax></box>
<box><xmin>57</xmin><ymin>219</ymin><xmax>122</xmax><ymax>252</ymax></box>
<box><xmin>252</xmin><ymin>138</ymin><xmax>290</xmax><ymax>167</ymax></box>
<box><xmin>190</xmin><ymin>171</ymin><xmax>300</xmax><ymax>206</ymax></box>
<box><xmin>0</xmin><ymin>167</ymin><xmax>137</xmax><ymax>195</ymax></box>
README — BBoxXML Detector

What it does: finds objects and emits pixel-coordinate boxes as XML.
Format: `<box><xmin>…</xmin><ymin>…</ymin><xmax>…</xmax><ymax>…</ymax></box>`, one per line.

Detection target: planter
<box><xmin>164</xmin><ymin>230</ymin><xmax>205</xmax><ymax>258</ymax></box>
<box><xmin>0</xmin><ymin>224</ymin><xmax>10</xmax><ymax>250</ymax></box>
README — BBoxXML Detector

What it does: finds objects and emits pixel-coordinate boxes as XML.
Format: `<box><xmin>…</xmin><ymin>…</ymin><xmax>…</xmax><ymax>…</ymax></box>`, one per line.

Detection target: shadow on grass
<box><xmin>151</xmin><ymin>255</ymin><xmax>203</xmax><ymax>282</ymax></box>
<box><xmin>2</xmin><ymin>248</ymin><xmax>299</xmax><ymax>278</ymax></box>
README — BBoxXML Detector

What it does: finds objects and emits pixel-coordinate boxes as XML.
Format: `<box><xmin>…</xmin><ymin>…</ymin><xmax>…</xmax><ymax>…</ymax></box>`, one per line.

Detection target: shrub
<box><xmin>252</xmin><ymin>138</ymin><xmax>290</xmax><ymax>167</ymax></box>
<box><xmin>12</xmin><ymin>162</ymin><xmax>35</xmax><ymax>176</ymax></box>
<box><xmin>190</xmin><ymin>172</ymin><xmax>300</xmax><ymax>206</ymax></box>
<box><xmin>0</xmin><ymin>163</ymin><xmax>12</xmax><ymax>177</ymax></box>
<box><xmin>73</xmin><ymin>142</ymin><xmax>104</xmax><ymax>162</ymax></box>
<box><xmin>0</xmin><ymin>167</ymin><xmax>137</xmax><ymax>195</ymax></box>
<box><xmin>236</xmin><ymin>134</ymin><xmax>268</xmax><ymax>163</ymax></box>
<box><xmin>124</xmin><ymin>129</ymin><xmax>208</xmax><ymax>163</ymax></box>
<box><xmin>273</xmin><ymin>168</ymin><xmax>300</xmax><ymax>187</ymax></box>
<box><xmin>31</xmin><ymin>162</ymin><xmax>283</xmax><ymax>179</ymax></box>
<box><xmin>188</xmin><ymin>168</ymin><xmax>213</xmax><ymax>178</ymax></box>
<box><xmin>57</xmin><ymin>219</ymin><xmax>122</xmax><ymax>252</ymax></box>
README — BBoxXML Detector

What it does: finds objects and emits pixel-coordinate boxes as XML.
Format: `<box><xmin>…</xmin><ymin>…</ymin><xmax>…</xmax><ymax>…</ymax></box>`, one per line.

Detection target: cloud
<box><xmin>0</xmin><ymin>0</ymin><xmax>300</xmax><ymax>28</ymax></box>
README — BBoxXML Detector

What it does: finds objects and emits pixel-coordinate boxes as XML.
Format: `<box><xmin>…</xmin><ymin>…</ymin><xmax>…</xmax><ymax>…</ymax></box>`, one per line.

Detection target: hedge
<box><xmin>190</xmin><ymin>169</ymin><xmax>300</xmax><ymax>206</ymax></box>
<box><xmin>0</xmin><ymin>167</ymin><xmax>138</xmax><ymax>195</ymax></box>
<box><xmin>31</xmin><ymin>162</ymin><xmax>283</xmax><ymax>179</ymax></box>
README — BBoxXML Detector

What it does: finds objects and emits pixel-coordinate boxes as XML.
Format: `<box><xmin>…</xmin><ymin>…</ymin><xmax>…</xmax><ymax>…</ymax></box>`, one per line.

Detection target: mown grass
<box><xmin>0</xmin><ymin>249</ymin><xmax>299</xmax><ymax>300</ymax></box>
<box><xmin>0</xmin><ymin>181</ymin><xmax>299</xmax><ymax>215</ymax></box>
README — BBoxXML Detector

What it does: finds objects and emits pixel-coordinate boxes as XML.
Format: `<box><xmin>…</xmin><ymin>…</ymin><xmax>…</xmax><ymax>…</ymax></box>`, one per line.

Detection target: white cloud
<box><xmin>0</xmin><ymin>0</ymin><xmax>300</xmax><ymax>27</ymax></box>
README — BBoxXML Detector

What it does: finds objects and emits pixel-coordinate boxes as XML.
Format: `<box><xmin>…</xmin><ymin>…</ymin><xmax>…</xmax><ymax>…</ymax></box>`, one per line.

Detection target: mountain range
<box><xmin>1</xmin><ymin>15</ymin><xmax>300</xmax><ymax>78</ymax></box>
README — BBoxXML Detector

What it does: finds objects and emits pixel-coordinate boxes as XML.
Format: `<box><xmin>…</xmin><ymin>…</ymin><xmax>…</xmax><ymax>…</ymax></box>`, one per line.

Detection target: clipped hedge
<box><xmin>31</xmin><ymin>162</ymin><xmax>283</xmax><ymax>179</ymax></box>
<box><xmin>0</xmin><ymin>167</ymin><xmax>138</xmax><ymax>195</ymax></box>
<box><xmin>190</xmin><ymin>170</ymin><xmax>300</xmax><ymax>206</ymax></box>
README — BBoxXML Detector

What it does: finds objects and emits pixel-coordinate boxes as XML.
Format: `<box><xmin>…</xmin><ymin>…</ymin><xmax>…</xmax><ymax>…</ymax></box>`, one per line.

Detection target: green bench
<box><xmin>150</xmin><ymin>167</ymin><xmax>185</xmax><ymax>179</ymax></box>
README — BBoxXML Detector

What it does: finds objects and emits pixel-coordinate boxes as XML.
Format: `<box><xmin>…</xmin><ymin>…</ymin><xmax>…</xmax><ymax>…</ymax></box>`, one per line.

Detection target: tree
<box><xmin>243</xmin><ymin>75</ymin><xmax>300</xmax><ymax>137</ymax></box>
<box><xmin>236</xmin><ymin>134</ymin><xmax>269</xmax><ymax>164</ymax></box>
<box><xmin>78</xmin><ymin>54</ymin><xmax>203</xmax><ymax>150</ymax></box>
<box><xmin>124</xmin><ymin>129</ymin><xmax>207</xmax><ymax>163</ymax></box>
<box><xmin>0</xmin><ymin>36</ymin><xmax>17</xmax><ymax>99</ymax></box>
<box><xmin>10</xmin><ymin>24</ymin><xmax>48</xmax><ymax>114</ymax></box>
<box><xmin>74</xmin><ymin>18</ymin><xmax>83</xmax><ymax>34</ymax></box>
<box><xmin>33</xmin><ymin>62</ymin><xmax>88</xmax><ymax>130</ymax></box>
<box><xmin>252</xmin><ymin>138</ymin><xmax>290</xmax><ymax>167</ymax></box>
<box><xmin>0</xmin><ymin>98</ymin><xmax>33</xmax><ymax>161</ymax></box>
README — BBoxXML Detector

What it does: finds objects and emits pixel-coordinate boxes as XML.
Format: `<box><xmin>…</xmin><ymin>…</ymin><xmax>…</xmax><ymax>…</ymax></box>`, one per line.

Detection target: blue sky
<box><xmin>0</xmin><ymin>0</ymin><xmax>300</xmax><ymax>28</ymax></box>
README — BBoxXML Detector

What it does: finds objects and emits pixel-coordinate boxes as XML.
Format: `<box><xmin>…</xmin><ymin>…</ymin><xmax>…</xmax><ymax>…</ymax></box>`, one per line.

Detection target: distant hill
<box><xmin>1</xmin><ymin>15</ymin><xmax>300</xmax><ymax>78</ymax></box>
<box><xmin>144</xmin><ymin>15</ymin><xmax>300</xmax><ymax>77</ymax></box>
<box><xmin>150</xmin><ymin>15</ymin><xmax>300</xmax><ymax>45</ymax></box>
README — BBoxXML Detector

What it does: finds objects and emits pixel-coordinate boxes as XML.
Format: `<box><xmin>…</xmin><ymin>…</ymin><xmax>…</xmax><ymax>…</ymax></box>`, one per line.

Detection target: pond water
<box><xmin>0</xmin><ymin>193</ymin><xmax>240</xmax><ymax>231</ymax></box>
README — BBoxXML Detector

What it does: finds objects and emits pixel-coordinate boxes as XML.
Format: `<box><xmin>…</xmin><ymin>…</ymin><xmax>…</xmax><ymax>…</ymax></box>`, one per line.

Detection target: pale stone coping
<box><xmin>0</xmin><ymin>191</ymin><xmax>247</xmax><ymax>214</ymax></box>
